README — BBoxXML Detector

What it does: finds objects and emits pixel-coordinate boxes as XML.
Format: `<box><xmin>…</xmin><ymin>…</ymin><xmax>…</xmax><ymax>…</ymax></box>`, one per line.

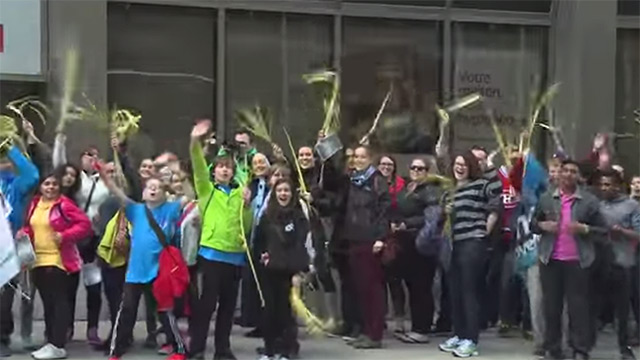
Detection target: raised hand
<box><xmin>191</xmin><ymin>119</ymin><xmax>212</xmax><ymax>140</ymax></box>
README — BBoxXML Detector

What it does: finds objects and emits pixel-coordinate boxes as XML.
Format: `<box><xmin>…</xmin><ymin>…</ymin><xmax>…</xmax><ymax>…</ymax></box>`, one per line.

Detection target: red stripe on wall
<box><xmin>0</xmin><ymin>25</ymin><xmax>4</xmax><ymax>53</ymax></box>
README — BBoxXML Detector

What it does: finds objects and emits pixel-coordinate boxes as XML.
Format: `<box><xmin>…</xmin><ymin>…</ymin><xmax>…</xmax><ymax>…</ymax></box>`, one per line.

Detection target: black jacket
<box><xmin>395</xmin><ymin>181</ymin><xmax>445</xmax><ymax>237</ymax></box>
<box><xmin>341</xmin><ymin>171</ymin><xmax>391</xmax><ymax>243</ymax></box>
<box><xmin>254</xmin><ymin>205</ymin><xmax>310</xmax><ymax>273</ymax></box>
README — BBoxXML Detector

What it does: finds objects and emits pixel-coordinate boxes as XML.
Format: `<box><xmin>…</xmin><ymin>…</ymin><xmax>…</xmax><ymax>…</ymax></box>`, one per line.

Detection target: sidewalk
<box><xmin>7</xmin><ymin>321</ymin><xmax>624</xmax><ymax>360</ymax></box>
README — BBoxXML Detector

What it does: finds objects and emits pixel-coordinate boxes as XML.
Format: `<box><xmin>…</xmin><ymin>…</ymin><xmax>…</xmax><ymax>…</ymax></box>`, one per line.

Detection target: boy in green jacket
<box><xmin>188</xmin><ymin>120</ymin><xmax>252</xmax><ymax>360</ymax></box>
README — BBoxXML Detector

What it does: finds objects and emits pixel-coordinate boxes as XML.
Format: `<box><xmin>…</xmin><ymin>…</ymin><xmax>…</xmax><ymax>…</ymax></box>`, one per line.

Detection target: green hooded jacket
<box><xmin>192</xmin><ymin>142</ymin><xmax>252</xmax><ymax>253</ymax></box>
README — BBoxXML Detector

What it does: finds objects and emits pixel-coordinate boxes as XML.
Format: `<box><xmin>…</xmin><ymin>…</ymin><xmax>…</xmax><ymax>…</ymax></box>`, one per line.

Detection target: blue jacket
<box><xmin>0</xmin><ymin>146</ymin><xmax>39</xmax><ymax>234</ymax></box>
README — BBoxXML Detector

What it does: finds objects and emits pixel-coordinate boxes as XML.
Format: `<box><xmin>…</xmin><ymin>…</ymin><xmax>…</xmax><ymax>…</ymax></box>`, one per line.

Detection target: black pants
<box><xmin>66</xmin><ymin>272</ymin><xmax>102</xmax><ymax>333</ymax></box>
<box><xmin>110</xmin><ymin>283</ymin><xmax>183</xmax><ymax>357</ymax></box>
<box><xmin>101</xmin><ymin>263</ymin><xmax>126</xmax><ymax>343</ymax></box>
<box><xmin>33</xmin><ymin>267</ymin><xmax>72</xmax><ymax>349</ymax></box>
<box><xmin>435</xmin><ymin>265</ymin><xmax>452</xmax><ymax>331</ymax></box>
<box><xmin>450</xmin><ymin>240</ymin><xmax>487</xmax><ymax>344</ymax></box>
<box><xmin>0</xmin><ymin>279</ymin><xmax>17</xmax><ymax>345</ymax></box>
<box><xmin>262</xmin><ymin>270</ymin><xmax>296</xmax><ymax>358</ymax></box>
<box><xmin>240</xmin><ymin>262</ymin><xmax>262</xmax><ymax>328</ymax></box>
<box><xmin>540</xmin><ymin>259</ymin><xmax>591</xmax><ymax>356</ymax></box>
<box><xmin>189</xmin><ymin>257</ymin><xmax>242</xmax><ymax>355</ymax></box>
<box><xmin>608</xmin><ymin>265</ymin><xmax>632</xmax><ymax>349</ymax></box>
<box><xmin>397</xmin><ymin>240</ymin><xmax>437</xmax><ymax>334</ymax></box>
<box><xmin>632</xmin><ymin>264</ymin><xmax>640</xmax><ymax>329</ymax></box>
<box><xmin>385</xmin><ymin>265</ymin><xmax>406</xmax><ymax>319</ymax></box>
<box><xmin>333</xmin><ymin>251</ymin><xmax>362</xmax><ymax>333</ymax></box>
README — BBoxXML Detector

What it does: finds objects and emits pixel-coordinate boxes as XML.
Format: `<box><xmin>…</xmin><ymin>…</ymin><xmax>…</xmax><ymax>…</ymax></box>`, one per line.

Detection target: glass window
<box><xmin>342</xmin><ymin>17</ymin><xmax>441</xmax><ymax>154</ymax></box>
<box><xmin>614</xmin><ymin>29</ymin><xmax>640</xmax><ymax>176</ymax></box>
<box><xmin>451</xmin><ymin>22</ymin><xmax>548</xmax><ymax>154</ymax></box>
<box><xmin>453</xmin><ymin>0</ymin><xmax>552</xmax><ymax>13</ymax></box>
<box><xmin>619</xmin><ymin>0</ymin><xmax>640</xmax><ymax>15</ymax></box>
<box><xmin>107</xmin><ymin>3</ymin><xmax>215</xmax><ymax>159</ymax></box>
<box><xmin>344</xmin><ymin>0</ymin><xmax>446</xmax><ymax>6</ymax></box>
<box><xmin>226</xmin><ymin>11</ymin><xmax>332</xmax><ymax>149</ymax></box>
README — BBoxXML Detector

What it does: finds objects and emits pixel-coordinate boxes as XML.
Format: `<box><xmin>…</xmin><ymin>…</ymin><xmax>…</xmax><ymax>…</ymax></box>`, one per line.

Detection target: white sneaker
<box><xmin>32</xmin><ymin>344</ymin><xmax>67</xmax><ymax>360</ymax></box>
<box><xmin>258</xmin><ymin>356</ymin><xmax>274</xmax><ymax>360</ymax></box>
<box><xmin>439</xmin><ymin>336</ymin><xmax>461</xmax><ymax>353</ymax></box>
<box><xmin>452</xmin><ymin>339</ymin><xmax>478</xmax><ymax>358</ymax></box>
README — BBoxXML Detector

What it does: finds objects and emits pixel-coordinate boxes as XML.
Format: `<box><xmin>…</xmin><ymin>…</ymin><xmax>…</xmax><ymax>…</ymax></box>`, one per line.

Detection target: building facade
<box><xmin>1</xmin><ymin>0</ymin><xmax>639</xmax><ymax>174</ymax></box>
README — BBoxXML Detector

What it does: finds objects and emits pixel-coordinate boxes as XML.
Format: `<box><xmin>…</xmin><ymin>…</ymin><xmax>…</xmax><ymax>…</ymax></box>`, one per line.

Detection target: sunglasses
<box><xmin>410</xmin><ymin>165</ymin><xmax>427</xmax><ymax>172</ymax></box>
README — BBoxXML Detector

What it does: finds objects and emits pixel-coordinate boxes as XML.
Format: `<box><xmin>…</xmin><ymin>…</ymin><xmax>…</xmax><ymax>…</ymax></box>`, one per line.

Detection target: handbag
<box><xmin>15</xmin><ymin>231</ymin><xmax>36</xmax><ymax>269</ymax></box>
<box><xmin>145</xmin><ymin>207</ymin><xmax>190</xmax><ymax>312</ymax></box>
<box><xmin>381</xmin><ymin>235</ymin><xmax>399</xmax><ymax>265</ymax></box>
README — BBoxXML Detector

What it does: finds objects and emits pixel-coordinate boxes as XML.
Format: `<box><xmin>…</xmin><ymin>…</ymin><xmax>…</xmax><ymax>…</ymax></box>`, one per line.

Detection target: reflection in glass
<box><xmin>342</xmin><ymin>17</ymin><xmax>441</xmax><ymax>154</ymax></box>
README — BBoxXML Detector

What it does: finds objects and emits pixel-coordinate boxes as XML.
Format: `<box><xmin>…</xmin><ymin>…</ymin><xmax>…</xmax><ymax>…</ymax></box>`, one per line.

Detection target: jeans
<box><xmin>189</xmin><ymin>257</ymin><xmax>242</xmax><ymax>355</ymax></box>
<box><xmin>540</xmin><ymin>260</ymin><xmax>591</xmax><ymax>356</ymax></box>
<box><xmin>609</xmin><ymin>265</ymin><xmax>632</xmax><ymax>349</ymax></box>
<box><xmin>450</xmin><ymin>239</ymin><xmax>487</xmax><ymax>344</ymax></box>
<box><xmin>527</xmin><ymin>264</ymin><xmax>545</xmax><ymax>349</ymax></box>
<box><xmin>334</xmin><ymin>251</ymin><xmax>362</xmax><ymax>333</ymax></box>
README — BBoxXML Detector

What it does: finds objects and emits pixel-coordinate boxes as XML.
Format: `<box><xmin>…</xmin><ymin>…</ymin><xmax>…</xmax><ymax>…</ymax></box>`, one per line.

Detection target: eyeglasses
<box><xmin>82</xmin><ymin>151</ymin><xmax>97</xmax><ymax>158</ymax></box>
<box><xmin>410</xmin><ymin>165</ymin><xmax>427</xmax><ymax>172</ymax></box>
<box><xmin>379</xmin><ymin>162</ymin><xmax>394</xmax><ymax>167</ymax></box>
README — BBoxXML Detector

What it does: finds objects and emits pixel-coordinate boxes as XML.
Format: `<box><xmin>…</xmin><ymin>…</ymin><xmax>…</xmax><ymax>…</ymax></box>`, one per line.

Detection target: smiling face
<box><xmin>170</xmin><ymin>173</ymin><xmax>185</xmax><ymax>196</ymax></box>
<box><xmin>40</xmin><ymin>176</ymin><xmax>61</xmax><ymax>201</ymax></box>
<box><xmin>298</xmin><ymin>147</ymin><xmax>314</xmax><ymax>169</ymax></box>
<box><xmin>275</xmin><ymin>181</ymin><xmax>293</xmax><ymax>207</ymax></box>
<box><xmin>378</xmin><ymin>156</ymin><xmax>395</xmax><ymax>179</ymax></box>
<box><xmin>631</xmin><ymin>176</ymin><xmax>640</xmax><ymax>198</ymax></box>
<box><xmin>143</xmin><ymin>178</ymin><xmax>166</xmax><ymax>204</ymax></box>
<box><xmin>353</xmin><ymin>147</ymin><xmax>372</xmax><ymax>172</ymax></box>
<box><xmin>252</xmin><ymin>154</ymin><xmax>269</xmax><ymax>178</ymax></box>
<box><xmin>560</xmin><ymin>162</ymin><xmax>580</xmax><ymax>190</ymax></box>
<box><xmin>139</xmin><ymin>159</ymin><xmax>155</xmax><ymax>180</ymax></box>
<box><xmin>453</xmin><ymin>156</ymin><xmax>469</xmax><ymax>182</ymax></box>
<box><xmin>409</xmin><ymin>159</ymin><xmax>428</xmax><ymax>182</ymax></box>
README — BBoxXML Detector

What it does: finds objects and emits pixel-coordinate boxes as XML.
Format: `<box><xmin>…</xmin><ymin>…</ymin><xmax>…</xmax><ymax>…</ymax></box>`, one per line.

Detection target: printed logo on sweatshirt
<box><xmin>285</xmin><ymin>222</ymin><xmax>294</xmax><ymax>232</ymax></box>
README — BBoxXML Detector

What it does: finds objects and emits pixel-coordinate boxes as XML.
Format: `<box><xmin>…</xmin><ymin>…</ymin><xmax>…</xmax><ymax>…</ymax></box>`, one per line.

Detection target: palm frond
<box><xmin>111</xmin><ymin>109</ymin><xmax>141</xmax><ymax>142</ymax></box>
<box><xmin>236</xmin><ymin>106</ymin><xmax>273</xmax><ymax>144</ymax></box>
<box><xmin>303</xmin><ymin>70</ymin><xmax>341</xmax><ymax>135</ymax></box>
<box><xmin>435</xmin><ymin>93</ymin><xmax>482</xmax><ymax>128</ymax></box>
<box><xmin>283</xmin><ymin>127</ymin><xmax>308</xmax><ymax>195</ymax></box>
<box><xmin>359</xmin><ymin>86</ymin><xmax>393</xmax><ymax>145</ymax></box>
<box><xmin>524</xmin><ymin>82</ymin><xmax>561</xmax><ymax>151</ymax></box>
<box><xmin>6</xmin><ymin>96</ymin><xmax>49</xmax><ymax>126</ymax></box>
<box><xmin>57</xmin><ymin>48</ymin><xmax>80</xmax><ymax>133</ymax></box>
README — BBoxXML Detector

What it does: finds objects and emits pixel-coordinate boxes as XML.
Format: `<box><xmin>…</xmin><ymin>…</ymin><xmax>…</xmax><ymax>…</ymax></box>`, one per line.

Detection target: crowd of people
<box><xmin>0</xmin><ymin>115</ymin><xmax>638</xmax><ymax>360</ymax></box>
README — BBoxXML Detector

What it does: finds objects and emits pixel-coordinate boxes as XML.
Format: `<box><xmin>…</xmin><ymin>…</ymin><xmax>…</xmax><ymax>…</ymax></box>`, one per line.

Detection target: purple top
<box><xmin>552</xmin><ymin>192</ymin><xmax>580</xmax><ymax>261</ymax></box>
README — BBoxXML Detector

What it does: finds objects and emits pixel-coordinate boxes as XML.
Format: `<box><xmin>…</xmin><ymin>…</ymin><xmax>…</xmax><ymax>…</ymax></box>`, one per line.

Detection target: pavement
<box><xmin>3</xmin><ymin>321</ymin><xmax>628</xmax><ymax>360</ymax></box>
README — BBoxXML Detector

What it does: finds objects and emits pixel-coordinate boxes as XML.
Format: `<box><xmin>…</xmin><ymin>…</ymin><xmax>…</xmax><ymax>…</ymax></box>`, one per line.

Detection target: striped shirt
<box><xmin>452</xmin><ymin>176</ymin><xmax>502</xmax><ymax>242</ymax></box>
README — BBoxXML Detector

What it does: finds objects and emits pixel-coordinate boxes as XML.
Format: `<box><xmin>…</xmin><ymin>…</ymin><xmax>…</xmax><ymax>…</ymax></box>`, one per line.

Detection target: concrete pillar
<box><xmin>46</xmin><ymin>0</ymin><xmax>108</xmax><ymax>157</ymax></box>
<box><xmin>550</xmin><ymin>0</ymin><xmax>617</xmax><ymax>158</ymax></box>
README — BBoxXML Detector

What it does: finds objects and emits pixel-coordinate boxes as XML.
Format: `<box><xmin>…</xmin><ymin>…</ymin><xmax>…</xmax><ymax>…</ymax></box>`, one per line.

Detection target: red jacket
<box><xmin>388</xmin><ymin>175</ymin><xmax>406</xmax><ymax>209</ymax></box>
<box><xmin>21</xmin><ymin>195</ymin><xmax>93</xmax><ymax>273</ymax></box>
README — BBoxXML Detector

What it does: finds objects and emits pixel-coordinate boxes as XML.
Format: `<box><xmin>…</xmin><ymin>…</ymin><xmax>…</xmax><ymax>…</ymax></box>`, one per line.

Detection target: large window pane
<box><xmin>453</xmin><ymin>0</ymin><xmax>552</xmax><ymax>13</ymax></box>
<box><xmin>108</xmin><ymin>3</ymin><xmax>215</xmax><ymax>159</ymax></box>
<box><xmin>342</xmin><ymin>17</ymin><xmax>441</xmax><ymax>154</ymax></box>
<box><xmin>451</xmin><ymin>22</ymin><xmax>548</xmax><ymax>153</ymax></box>
<box><xmin>619</xmin><ymin>0</ymin><xmax>640</xmax><ymax>15</ymax></box>
<box><xmin>344</xmin><ymin>0</ymin><xmax>445</xmax><ymax>6</ymax></box>
<box><xmin>226</xmin><ymin>11</ymin><xmax>332</xmax><ymax>149</ymax></box>
<box><xmin>614</xmin><ymin>29</ymin><xmax>640</xmax><ymax>176</ymax></box>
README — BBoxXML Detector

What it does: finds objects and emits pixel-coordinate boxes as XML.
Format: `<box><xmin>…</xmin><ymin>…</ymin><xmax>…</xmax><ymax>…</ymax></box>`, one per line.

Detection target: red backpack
<box><xmin>145</xmin><ymin>207</ymin><xmax>190</xmax><ymax>312</ymax></box>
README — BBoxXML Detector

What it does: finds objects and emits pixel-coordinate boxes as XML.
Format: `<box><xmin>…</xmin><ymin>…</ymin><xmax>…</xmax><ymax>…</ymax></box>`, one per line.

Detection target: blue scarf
<box><xmin>350</xmin><ymin>166</ymin><xmax>377</xmax><ymax>188</ymax></box>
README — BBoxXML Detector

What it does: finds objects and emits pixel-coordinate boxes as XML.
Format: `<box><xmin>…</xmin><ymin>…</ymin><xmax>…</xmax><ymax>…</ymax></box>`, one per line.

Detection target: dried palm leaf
<box><xmin>303</xmin><ymin>70</ymin><xmax>340</xmax><ymax>135</ymax></box>
<box><xmin>524</xmin><ymin>82</ymin><xmax>561</xmax><ymax>151</ymax></box>
<box><xmin>57</xmin><ymin>48</ymin><xmax>80</xmax><ymax>133</ymax></box>
<box><xmin>290</xmin><ymin>283</ymin><xmax>333</xmax><ymax>336</ymax></box>
<box><xmin>0</xmin><ymin>115</ymin><xmax>26</xmax><ymax>152</ymax></box>
<box><xmin>359</xmin><ymin>86</ymin><xmax>393</xmax><ymax>145</ymax></box>
<box><xmin>6</xmin><ymin>96</ymin><xmax>49</xmax><ymax>126</ymax></box>
<box><xmin>111</xmin><ymin>109</ymin><xmax>141</xmax><ymax>142</ymax></box>
<box><xmin>236</xmin><ymin>106</ymin><xmax>273</xmax><ymax>144</ymax></box>
<box><xmin>283</xmin><ymin>127</ymin><xmax>308</xmax><ymax>196</ymax></box>
<box><xmin>435</xmin><ymin>93</ymin><xmax>482</xmax><ymax>128</ymax></box>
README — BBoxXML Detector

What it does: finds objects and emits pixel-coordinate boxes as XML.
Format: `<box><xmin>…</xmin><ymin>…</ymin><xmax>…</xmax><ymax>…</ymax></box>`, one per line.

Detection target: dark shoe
<box><xmin>0</xmin><ymin>343</ymin><xmax>10</xmax><ymax>358</ymax></box>
<box><xmin>188</xmin><ymin>352</ymin><xmax>204</xmax><ymax>360</ymax></box>
<box><xmin>345</xmin><ymin>335</ymin><xmax>365</xmax><ymax>346</ymax></box>
<box><xmin>144</xmin><ymin>334</ymin><xmax>158</xmax><ymax>349</ymax></box>
<box><xmin>622</xmin><ymin>347</ymin><xmax>637</xmax><ymax>360</ymax></box>
<box><xmin>533</xmin><ymin>347</ymin><xmax>545</xmax><ymax>358</ymax></box>
<box><xmin>352</xmin><ymin>336</ymin><xmax>382</xmax><ymax>349</ymax></box>
<box><xmin>573</xmin><ymin>351</ymin><xmax>589</xmax><ymax>360</ymax></box>
<box><xmin>545</xmin><ymin>350</ymin><xmax>566</xmax><ymax>360</ymax></box>
<box><xmin>244</xmin><ymin>328</ymin><xmax>262</xmax><ymax>338</ymax></box>
<box><xmin>630</xmin><ymin>336</ymin><xmax>640</xmax><ymax>348</ymax></box>
<box><xmin>213</xmin><ymin>351</ymin><xmax>237</xmax><ymax>360</ymax></box>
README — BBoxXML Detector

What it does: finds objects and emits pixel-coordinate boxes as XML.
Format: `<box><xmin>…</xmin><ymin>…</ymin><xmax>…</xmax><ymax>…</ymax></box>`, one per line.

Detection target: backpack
<box><xmin>145</xmin><ymin>207</ymin><xmax>190</xmax><ymax>312</ymax></box>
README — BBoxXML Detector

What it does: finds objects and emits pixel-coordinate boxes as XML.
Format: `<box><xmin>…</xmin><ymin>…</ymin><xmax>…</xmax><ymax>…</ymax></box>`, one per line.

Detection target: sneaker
<box><xmin>258</xmin><ymin>356</ymin><xmax>274</xmax><ymax>360</ymax></box>
<box><xmin>167</xmin><ymin>354</ymin><xmax>187</xmax><ymax>360</ymax></box>
<box><xmin>439</xmin><ymin>336</ymin><xmax>461</xmax><ymax>353</ymax></box>
<box><xmin>352</xmin><ymin>336</ymin><xmax>382</xmax><ymax>349</ymax></box>
<box><xmin>622</xmin><ymin>347</ymin><xmax>637</xmax><ymax>360</ymax></box>
<box><xmin>159</xmin><ymin>344</ymin><xmax>173</xmax><ymax>355</ymax></box>
<box><xmin>345</xmin><ymin>335</ymin><xmax>366</xmax><ymax>346</ymax></box>
<box><xmin>393</xmin><ymin>318</ymin><xmax>405</xmax><ymax>334</ymax></box>
<box><xmin>0</xmin><ymin>343</ymin><xmax>10</xmax><ymax>358</ymax></box>
<box><xmin>87</xmin><ymin>327</ymin><xmax>102</xmax><ymax>346</ymax></box>
<box><xmin>452</xmin><ymin>339</ymin><xmax>478</xmax><ymax>358</ymax></box>
<box><xmin>32</xmin><ymin>344</ymin><xmax>67</xmax><ymax>360</ymax></box>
